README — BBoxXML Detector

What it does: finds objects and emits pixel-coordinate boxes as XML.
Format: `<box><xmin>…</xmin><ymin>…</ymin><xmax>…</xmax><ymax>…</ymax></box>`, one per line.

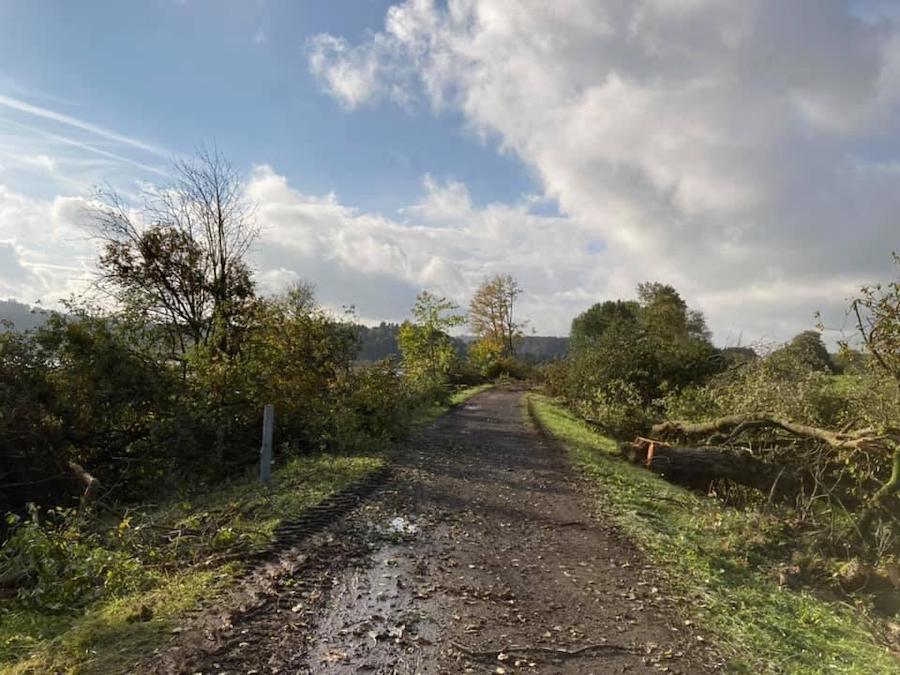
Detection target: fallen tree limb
<box><xmin>858</xmin><ymin>441</ymin><xmax>900</xmax><ymax>532</ymax></box>
<box><xmin>653</xmin><ymin>414</ymin><xmax>885</xmax><ymax>450</ymax></box>
<box><xmin>623</xmin><ymin>438</ymin><xmax>803</xmax><ymax>496</ymax></box>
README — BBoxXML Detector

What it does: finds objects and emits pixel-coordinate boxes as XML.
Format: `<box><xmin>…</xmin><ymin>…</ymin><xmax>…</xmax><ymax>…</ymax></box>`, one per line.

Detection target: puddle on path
<box><xmin>303</xmin><ymin>522</ymin><xmax>443</xmax><ymax>673</ymax></box>
<box><xmin>387</xmin><ymin>516</ymin><xmax>419</xmax><ymax>536</ymax></box>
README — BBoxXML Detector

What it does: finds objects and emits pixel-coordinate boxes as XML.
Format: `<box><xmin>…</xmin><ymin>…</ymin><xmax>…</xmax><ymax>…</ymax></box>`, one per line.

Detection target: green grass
<box><xmin>0</xmin><ymin>385</ymin><xmax>494</xmax><ymax>675</ymax></box>
<box><xmin>0</xmin><ymin>453</ymin><xmax>383</xmax><ymax>674</ymax></box>
<box><xmin>2</xmin><ymin>566</ymin><xmax>236</xmax><ymax>675</ymax></box>
<box><xmin>527</xmin><ymin>393</ymin><xmax>898</xmax><ymax>675</ymax></box>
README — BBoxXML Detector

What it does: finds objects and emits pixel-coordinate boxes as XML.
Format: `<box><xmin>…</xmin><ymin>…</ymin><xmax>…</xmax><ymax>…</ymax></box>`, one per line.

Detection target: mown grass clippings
<box><xmin>527</xmin><ymin>393</ymin><xmax>898</xmax><ymax>675</ymax></box>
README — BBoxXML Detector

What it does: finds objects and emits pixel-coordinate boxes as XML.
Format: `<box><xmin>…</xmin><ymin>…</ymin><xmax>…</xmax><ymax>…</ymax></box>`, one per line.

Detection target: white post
<box><xmin>260</xmin><ymin>404</ymin><xmax>274</xmax><ymax>484</ymax></box>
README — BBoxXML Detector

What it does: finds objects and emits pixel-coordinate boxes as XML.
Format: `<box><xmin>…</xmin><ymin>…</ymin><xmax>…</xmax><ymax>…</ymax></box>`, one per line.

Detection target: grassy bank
<box><xmin>527</xmin><ymin>393</ymin><xmax>897</xmax><ymax>674</ymax></box>
<box><xmin>0</xmin><ymin>384</ymin><xmax>490</xmax><ymax>675</ymax></box>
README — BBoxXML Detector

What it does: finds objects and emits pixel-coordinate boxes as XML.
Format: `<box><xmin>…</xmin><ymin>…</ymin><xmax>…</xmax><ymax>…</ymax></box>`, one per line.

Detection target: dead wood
<box><xmin>623</xmin><ymin>438</ymin><xmax>804</xmax><ymax>496</ymax></box>
<box><xmin>68</xmin><ymin>461</ymin><xmax>101</xmax><ymax>504</ymax></box>
<box><xmin>652</xmin><ymin>414</ymin><xmax>886</xmax><ymax>451</ymax></box>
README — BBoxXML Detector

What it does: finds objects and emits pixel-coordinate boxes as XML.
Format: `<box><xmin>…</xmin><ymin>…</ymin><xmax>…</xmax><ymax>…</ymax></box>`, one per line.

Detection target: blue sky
<box><xmin>0</xmin><ymin>0</ymin><xmax>534</xmax><ymax>209</ymax></box>
<box><xmin>2</xmin><ymin>1</ymin><xmax>900</xmax><ymax>342</ymax></box>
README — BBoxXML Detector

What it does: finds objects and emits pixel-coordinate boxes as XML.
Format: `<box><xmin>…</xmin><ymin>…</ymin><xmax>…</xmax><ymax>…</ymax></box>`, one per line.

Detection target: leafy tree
<box><xmin>469</xmin><ymin>274</ymin><xmax>525</xmax><ymax>356</ymax></box>
<box><xmin>559</xmin><ymin>282</ymin><xmax>718</xmax><ymax>436</ymax></box>
<box><xmin>468</xmin><ymin>336</ymin><xmax>505</xmax><ymax>375</ymax></box>
<box><xmin>847</xmin><ymin>254</ymin><xmax>900</xmax><ymax>526</ymax></box>
<box><xmin>90</xmin><ymin>148</ymin><xmax>257</xmax><ymax>361</ymax></box>
<box><xmin>569</xmin><ymin>300</ymin><xmax>641</xmax><ymax>353</ymax></box>
<box><xmin>637</xmin><ymin>282</ymin><xmax>711</xmax><ymax>341</ymax></box>
<box><xmin>0</xmin><ymin>308</ymin><xmax>178</xmax><ymax>511</ymax></box>
<box><xmin>849</xmin><ymin>254</ymin><xmax>900</xmax><ymax>390</ymax></box>
<box><xmin>397</xmin><ymin>291</ymin><xmax>465</xmax><ymax>384</ymax></box>
<box><xmin>777</xmin><ymin>330</ymin><xmax>834</xmax><ymax>372</ymax></box>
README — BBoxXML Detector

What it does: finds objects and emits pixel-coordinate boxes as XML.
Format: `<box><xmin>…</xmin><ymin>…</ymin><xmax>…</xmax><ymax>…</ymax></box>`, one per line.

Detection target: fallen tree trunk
<box><xmin>652</xmin><ymin>414</ymin><xmax>883</xmax><ymax>450</ymax></box>
<box><xmin>622</xmin><ymin>438</ymin><xmax>803</xmax><ymax>496</ymax></box>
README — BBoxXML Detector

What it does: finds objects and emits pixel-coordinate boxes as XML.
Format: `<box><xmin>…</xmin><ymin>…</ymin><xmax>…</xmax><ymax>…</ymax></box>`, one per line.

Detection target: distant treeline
<box><xmin>1</xmin><ymin>305</ymin><xmax>567</xmax><ymax>364</ymax></box>
<box><xmin>355</xmin><ymin>321</ymin><xmax>567</xmax><ymax>363</ymax></box>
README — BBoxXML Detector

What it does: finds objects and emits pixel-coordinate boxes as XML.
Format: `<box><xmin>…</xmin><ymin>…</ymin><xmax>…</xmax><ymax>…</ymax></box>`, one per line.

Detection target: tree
<box><xmin>559</xmin><ymin>282</ymin><xmax>718</xmax><ymax>436</ymax></box>
<box><xmin>397</xmin><ymin>291</ymin><xmax>466</xmax><ymax>383</ymax></box>
<box><xmin>569</xmin><ymin>300</ymin><xmax>641</xmax><ymax>353</ymax></box>
<box><xmin>90</xmin><ymin>147</ymin><xmax>257</xmax><ymax>361</ymax></box>
<box><xmin>847</xmin><ymin>254</ymin><xmax>900</xmax><ymax>527</ymax></box>
<box><xmin>849</xmin><ymin>254</ymin><xmax>900</xmax><ymax>390</ymax></box>
<box><xmin>469</xmin><ymin>274</ymin><xmax>525</xmax><ymax>356</ymax></box>
<box><xmin>637</xmin><ymin>282</ymin><xmax>710</xmax><ymax>342</ymax></box>
<box><xmin>780</xmin><ymin>330</ymin><xmax>833</xmax><ymax>372</ymax></box>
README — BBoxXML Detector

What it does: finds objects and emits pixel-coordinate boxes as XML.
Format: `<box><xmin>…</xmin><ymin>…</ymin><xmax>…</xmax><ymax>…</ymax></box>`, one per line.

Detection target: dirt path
<box><xmin>144</xmin><ymin>388</ymin><xmax>716</xmax><ymax>674</ymax></box>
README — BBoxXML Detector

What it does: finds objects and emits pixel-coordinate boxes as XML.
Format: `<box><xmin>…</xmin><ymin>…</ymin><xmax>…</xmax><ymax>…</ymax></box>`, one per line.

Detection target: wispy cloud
<box><xmin>0</xmin><ymin>117</ymin><xmax>169</xmax><ymax>177</ymax></box>
<box><xmin>0</xmin><ymin>93</ymin><xmax>166</xmax><ymax>157</ymax></box>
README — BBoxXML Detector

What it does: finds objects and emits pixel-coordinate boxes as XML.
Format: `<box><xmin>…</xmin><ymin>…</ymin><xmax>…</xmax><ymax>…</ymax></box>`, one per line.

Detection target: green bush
<box><xmin>573</xmin><ymin>379</ymin><xmax>654</xmax><ymax>438</ymax></box>
<box><xmin>0</xmin><ymin>510</ymin><xmax>156</xmax><ymax>611</ymax></box>
<box><xmin>482</xmin><ymin>356</ymin><xmax>532</xmax><ymax>380</ymax></box>
<box><xmin>548</xmin><ymin>282</ymin><xmax>721</xmax><ymax>438</ymax></box>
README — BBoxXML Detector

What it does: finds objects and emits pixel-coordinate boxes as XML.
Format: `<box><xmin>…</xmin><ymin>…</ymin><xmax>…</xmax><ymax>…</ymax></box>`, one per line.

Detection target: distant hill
<box><xmin>0</xmin><ymin>299</ymin><xmax>50</xmax><ymax>332</ymax></box>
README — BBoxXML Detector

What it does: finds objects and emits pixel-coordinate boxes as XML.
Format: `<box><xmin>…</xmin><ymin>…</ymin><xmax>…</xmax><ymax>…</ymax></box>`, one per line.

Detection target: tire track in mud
<box><xmin>141</xmin><ymin>387</ymin><xmax>720</xmax><ymax>674</ymax></box>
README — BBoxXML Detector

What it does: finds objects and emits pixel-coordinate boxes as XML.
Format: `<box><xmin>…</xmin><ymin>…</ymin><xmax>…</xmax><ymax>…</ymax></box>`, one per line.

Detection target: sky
<box><xmin>1</xmin><ymin>0</ymin><xmax>899</xmax><ymax>344</ymax></box>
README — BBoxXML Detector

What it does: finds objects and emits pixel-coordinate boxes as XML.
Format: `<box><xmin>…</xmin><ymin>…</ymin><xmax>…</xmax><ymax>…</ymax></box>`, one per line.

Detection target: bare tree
<box><xmin>89</xmin><ymin>147</ymin><xmax>257</xmax><ymax>360</ymax></box>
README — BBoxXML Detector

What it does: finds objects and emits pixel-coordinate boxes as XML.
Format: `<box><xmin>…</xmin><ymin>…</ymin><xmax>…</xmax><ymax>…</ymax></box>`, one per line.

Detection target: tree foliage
<box><xmin>548</xmin><ymin>282</ymin><xmax>718</xmax><ymax>436</ymax></box>
<box><xmin>91</xmin><ymin>147</ymin><xmax>256</xmax><ymax>361</ymax></box>
<box><xmin>469</xmin><ymin>274</ymin><xmax>525</xmax><ymax>357</ymax></box>
<box><xmin>397</xmin><ymin>291</ymin><xmax>465</xmax><ymax>391</ymax></box>
<box><xmin>568</xmin><ymin>300</ymin><xmax>641</xmax><ymax>353</ymax></box>
<box><xmin>776</xmin><ymin>330</ymin><xmax>834</xmax><ymax>373</ymax></box>
<box><xmin>0</xmin><ymin>152</ymin><xmax>429</xmax><ymax>536</ymax></box>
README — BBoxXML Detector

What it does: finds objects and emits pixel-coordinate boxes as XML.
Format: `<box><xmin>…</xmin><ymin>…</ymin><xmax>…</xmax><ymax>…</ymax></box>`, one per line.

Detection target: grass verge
<box><xmin>0</xmin><ymin>384</ymin><xmax>491</xmax><ymax>675</ymax></box>
<box><xmin>527</xmin><ymin>393</ymin><xmax>898</xmax><ymax>674</ymax></box>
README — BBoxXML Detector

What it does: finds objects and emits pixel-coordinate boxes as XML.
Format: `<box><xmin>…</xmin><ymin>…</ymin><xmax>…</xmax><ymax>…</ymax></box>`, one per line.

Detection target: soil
<box><xmin>140</xmin><ymin>387</ymin><xmax>721</xmax><ymax>674</ymax></box>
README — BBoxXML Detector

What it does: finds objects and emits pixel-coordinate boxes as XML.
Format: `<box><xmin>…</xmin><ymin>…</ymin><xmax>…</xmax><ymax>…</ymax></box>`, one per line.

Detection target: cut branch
<box><xmin>68</xmin><ymin>461</ymin><xmax>101</xmax><ymax>505</ymax></box>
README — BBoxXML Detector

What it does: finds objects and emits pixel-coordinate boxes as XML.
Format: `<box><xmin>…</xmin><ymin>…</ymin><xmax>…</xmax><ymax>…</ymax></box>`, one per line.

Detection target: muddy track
<box><xmin>140</xmin><ymin>387</ymin><xmax>720</xmax><ymax>674</ymax></box>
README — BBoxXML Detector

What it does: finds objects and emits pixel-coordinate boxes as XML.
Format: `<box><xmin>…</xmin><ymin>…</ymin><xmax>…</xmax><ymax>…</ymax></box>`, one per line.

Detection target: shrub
<box><xmin>482</xmin><ymin>356</ymin><xmax>532</xmax><ymax>380</ymax></box>
<box><xmin>0</xmin><ymin>509</ymin><xmax>156</xmax><ymax>611</ymax></box>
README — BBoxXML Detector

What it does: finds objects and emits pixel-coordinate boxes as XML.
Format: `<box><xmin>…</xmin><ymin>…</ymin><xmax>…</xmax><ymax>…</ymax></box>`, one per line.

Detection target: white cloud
<box><xmin>308</xmin><ymin>0</ymin><xmax>900</xmax><ymax>342</ymax></box>
<box><xmin>0</xmin><ymin>185</ymin><xmax>94</xmax><ymax>304</ymax></box>
<box><xmin>308</xmin><ymin>35</ymin><xmax>383</xmax><ymax>109</ymax></box>
<box><xmin>247</xmin><ymin>165</ymin><xmax>590</xmax><ymax>331</ymax></box>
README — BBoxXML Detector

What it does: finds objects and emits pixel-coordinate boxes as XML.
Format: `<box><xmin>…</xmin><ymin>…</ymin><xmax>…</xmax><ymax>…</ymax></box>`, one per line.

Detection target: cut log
<box><xmin>623</xmin><ymin>438</ymin><xmax>801</xmax><ymax>496</ymax></box>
